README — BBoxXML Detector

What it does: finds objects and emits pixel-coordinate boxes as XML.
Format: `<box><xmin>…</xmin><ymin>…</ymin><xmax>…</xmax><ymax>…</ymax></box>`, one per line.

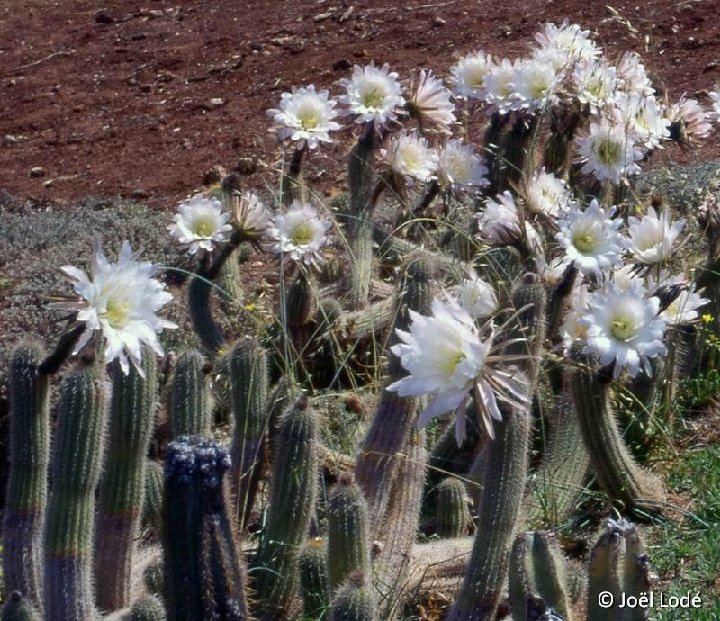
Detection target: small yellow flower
<box><xmin>702</xmin><ymin>313</ymin><xmax>713</xmax><ymax>324</ymax></box>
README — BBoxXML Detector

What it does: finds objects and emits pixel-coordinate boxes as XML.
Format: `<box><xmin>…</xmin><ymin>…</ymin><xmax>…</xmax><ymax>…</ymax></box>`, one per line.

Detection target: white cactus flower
<box><xmin>482</xmin><ymin>58</ymin><xmax>521</xmax><ymax>114</ymax></box>
<box><xmin>436</xmin><ymin>140</ymin><xmax>489</xmax><ymax>192</ymax></box>
<box><xmin>512</xmin><ymin>57</ymin><xmax>562</xmax><ymax>111</ymax></box>
<box><xmin>580</xmin><ymin>281</ymin><xmax>667</xmax><ymax>377</ymax></box>
<box><xmin>449</xmin><ymin>50</ymin><xmax>493</xmax><ymax>99</ymax></box>
<box><xmin>646</xmin><ymin>271</ymin><xmax>708</xmax><ymax>326</ymax></box>
<box><xmin>611</xmin><ymin>264</ymin><xmax>644</xmax><ymax>291</ymax></box>
<box><xmin>709</xmin><ymin>88</ymin><xmax>720</xmax><ymax>119</ymax></box>
<box><xmin>233</xmin><ymin>190</ymin><xmax>271</xmax><ymax>238</ymax></box>
<box><xmin>533</xmin><ymin>21</ymin><xmax>599</xmax><ymax>69</ymax></box>
<box><xmin>453</xmin><ymin>276</ymin><xmax>499</xmax><ymax>321</ymax></box>
<box><xmin>575</xmin><ymin>119</ymin><xmax>643</xmax><ymax>184</ymax></box>
<box><xmin>387</xmin><ymin>298</ymin><xmax>529</xmax><ymax>443</ymax></box>
<box><xmin>408</xmin><ymin>69</ymin><xmax>456</xmax><ymax>131</ymax></box>
<box><xmin>524</xmin><ymin>169</ymin><xmax>573</xmax><ymax>217</ymax></box>
<box><xmin>382</xmin><ymin>130</ymin><xmax>438</xmax><ymax>184</ymax></box>
<box><xmin>169</xmin><ymin>194</ymin><xmax>233</xmax><ymax>255</ymax></box>
<box><xmin>560</xmin><ymin>282</ymin><xmax>591</xmax><ymax>354</ymax></box>
<box><xmin>474</xmin><ymin>191</ymin><xmax>522</xmax><ymax>245</ymax></box>
<box><xmin>339</xmin><ymin>63</ymin><xmax>405</xmax><ymax>127</ymax></box>
<box><xmin>556</xmin><ymin>200</ymin><xmax>627</xmax><ymax>275</ymax></box>
<box><xmin>268</xmin><ymin>85</ymin><xmax>341</xmax><ymax>149</ymax></box>
<box><xmin>669</xmin><ymin>96</ymin><xmax>713</xmax><ymax>142</ymax></box>
<box><xmin>264</xmin><ymin>201</ymin><xmax>331</xmax><ymax>268</ymax></box>
<box><xmin>572</xmin><ymin>59</ymin><xmax>618</xmax><ymax>111</ymax></box>
<box><xmin>56</xmin><ymin>239</ymin><xmax>176</xmax><ymax>374</ymax></box>
<box><xmin>612</xmin><ymin>93</ymin><xmax>670</xmax><ymax>150</ymax></box>
<box><xmin>616</xmin><ymin>51</ymin><xmax>654</xmax><ymax>97</ymax></box>
<box><xmin>627</xmin><ymin>206</ymin><xmax>685</xmax><ymax>265</ymax></box>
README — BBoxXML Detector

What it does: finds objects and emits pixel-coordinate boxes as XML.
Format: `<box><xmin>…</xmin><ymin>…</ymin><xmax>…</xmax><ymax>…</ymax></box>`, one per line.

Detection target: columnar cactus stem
<box><xmin>163</xmin><ymin>436</ymin><xmax>249</xmax><ymax>620</ymax></box>
<box><xmin>3</xmin><ymin>343</ymin><xmax>50</xmax><ymax>612</ymax></box>
<box><xmin>95</xmin><ymin>354</ymin><xmax>158</xmax><ymax>612</ymax></box>
<box><xmin>1</xmin><ymin>592</ymin><xmax>40</xmax><ymax>621</ymax></box>
<box><xmin>569</xmin><ymin>352</ymin><xmax>664</xmax><ymax>512</ymax></box>
<box><xmin>141</xmin><ymin>460</ymin><xmax>164</xmax><ymax>532</ymax></box>
<box><xmin>329</xmin><ymin>573</ymin><xmax>377</xmax><ymax>621</ymax></box>
<box><xmin>168</xmin><ymin>350</ymin><xmax>213</xmax><ymax>438</ymax></box>
<box><xmin>435</xmin><ymin>478</ymin><xmax>471</xmax><ymax>539</ymax></box>
<box><xmin>253</xmin><ymin>396</ymin><xmax>319</xmax><ymax>621</ymax></box>
<box><xmin>44</xmin><ymin>366</ymin><xmax>107</xmax><ymax>621</ymax></box>
<box><xmin>355</xmin><ymin>257</ymin><xmax>431</xmax><ymax>618</ymax></box>
<box><xmin>327</xmin><ymin>475</ymin><xmax>371</xmax><ymax>590</ymax></box>
<box><xmin>281</xmin><ymin>146</ymin><xmax>307</xmax><ymax>206</ymax></box>
<box><xmin>346</xmin><ymin>125</ymin><xmax>378</xmax><ymax>309</ymax></box>
<box><xmin>299</xmin><ymin>539</ymin><xmax>331</xmax><ymax>619</ymax></box>
<box><xmin>228</xmin><ymin>337</ymin><xmax>269</xmax><ymax>529</ymax></box>
<box><xmin>129</xmin><ymin>596</ymin><xmax>167</xmax><ymax>621</ymax></box>
<box><xmin>509</xmin><ymin>531</ymin><xmax>572</xmax><ymax>621</ymax></box>
<box><xmin>446</xmin><ymin>277</ymin><xmax>546</xmax><ymax>621</ymax></box>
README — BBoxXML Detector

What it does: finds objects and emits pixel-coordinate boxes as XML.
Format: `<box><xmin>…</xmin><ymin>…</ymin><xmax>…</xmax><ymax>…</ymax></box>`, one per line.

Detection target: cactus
<box><xmin>130</xmin><ymin>596</ymin><xmax>167</xmax><ymax>621</ymax></box>
<box><xmin>346</xmin><ymin>126</ymin><xmax>378</xmax><ymax>309</ymax></box>
<box><xmin>163</xmin><ymin>436</ymin><xmax>249</xmax><ymax>620</ymax></box>
<box><xmin>188</xmin><ymin>268</ymin><xmax>227</xmax><ymax>355</ymax></box>
<box><xmin>299</xmin><ymin>539</ymin><xmax>331</xmax><ymax>620</ymax></box>
<box><xmin>44</xmin><ymin>366</ymin><xmax>107</xmax><ymax>621</ymax></box>
<box><xmin>508</xmin><ymin>531</ymin><xmax>572</xmax><ymax>621</ymax></box>
<box><xmin>329</xmin><ymin>573</ymin><xmax>377</xmax><ymax>621</ymax></box>
<box><xmin>95</xmin><ymin>354</ymin><xmax>158</xmax><ymax>611</ymax></box>
<box><xmin>569</xmin><ymin>350</ymin><xmax>664</xmax><ymax>512</ymax></box>
<box><xmin>228</xmin><ymin>337</ymin><xmax>269</xmax><ymax>529</ymax></box>
<box><xmin>587</xmin><ymin>520</ymin><xmax>651</xmax><ymax>621</ymax></box>
<box><xmin>327</xmin><ymin>475</ymin><xmax>371</xmax><ymax>590</ymax></box>
<box><xmin>143</xmin><ymin>560</ymin><xmax>164</xmax><ymax>598</ymax></box>
<box><xmin>446</xmin><ymin>278</ymin><xmax>546</xmax><ymax>621</ymax></box>
<box><xmin>1</xmin><ymin>592</ymin><xmax>41</xmax><ymax>621</ymax></box>
<box><xmin>3</xmin><ymin>343</ymin><xmax>50</xmax><ymax>611</ymax></box>
<box><xmin>253</xmin><ymin>396</ymin><xmax>319</xmax><ymax>621</ymax></box>
<box><xmin>435</xmin><ymin>478</ymin><xmax>471</xmax><ymax>539</ymax></box>
<box><xmin>141</xmin><ymin>460</ymin><xmax>164</xmax><ymax>532</ymax></box>
<box><xmin>168</xmin><ymin>350</ymin><xmax>213</xmax><ymax>438</ymax></box>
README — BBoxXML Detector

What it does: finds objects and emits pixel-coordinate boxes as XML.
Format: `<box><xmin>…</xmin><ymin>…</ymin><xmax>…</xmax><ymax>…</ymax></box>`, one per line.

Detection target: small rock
<box><xmin>313</xmin><ymin>11</ymin><xmax>333</xmax><ymax>23</ymax></box>
<box><xmin>130</xmin><ymin>188</ymin><xmax>148</xmax><ymax>200</ymax></box>
<box><xmin>209</xmin><ymin>97</ymin><xmax>224</xmax><ymax>107</ymax></box>
<box><xmin>30</xmin><ymin>166</ymin><xmax>45</xmax><ymax>178</ymax></box>
<box><xmin>130</xmin><ymin>32</ymin><xmax>147</xmax><ymax>41</ymax></box>
<box><xmin>432</xmin><ymin>16</ymin><xmax>446</xmax><ymax>27</ymax></box>
<box><xmin>203</xmin><ymin>165</ymin><xmax>227</xmax><ymax>186</ymax></box>
<box><xmin>333</xmin><ymin>58</ymin><xmax>351</xmax><ymax>71</ymax></box>
<box><xmin>703</xmin><ymin>61</ymin><xmax>718</xmax><ymax>72</ymax></box>
<box><xmin>94</xmin><ymin>10</ymin><xmax>114</xmax><ymax>24</ymax></box>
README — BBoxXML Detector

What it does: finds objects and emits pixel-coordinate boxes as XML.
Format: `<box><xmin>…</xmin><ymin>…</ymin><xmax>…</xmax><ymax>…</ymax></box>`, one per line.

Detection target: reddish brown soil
<box><xmin>1</xmin><ymin>0</ymin><xmax>719</xmax><ymax>208</ymax></box>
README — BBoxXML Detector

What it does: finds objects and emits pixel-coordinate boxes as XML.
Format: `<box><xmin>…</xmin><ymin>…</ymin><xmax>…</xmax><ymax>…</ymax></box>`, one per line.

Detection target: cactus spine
<box><xmin>141</xmin><ymin>460</ymin><xmax>164</xmax><ymax>532</ymax></box>
<box><xmin>509</xmin><ymin>531</ymin><xmax>572</xmax><ymax>621</ymax></box>
<box><xmin>299</xmin><ymin>539</ymin><xmax>331</xmax><ymax>619</ymax></box>
<box><xmin>446</xmin><ymin>278</ymin><xmax>546</xmax><ymax>621</ymax></box>
<box><xmin>1</xmin><ymin>592</ymin><xmax>40</xmax><ymax>621</ymax></box>
<box><xmin>329</xmin><ymin>573</ymin><xmax>377</xmax><ymax>621</ymax></box>
<box><xmin>569</xmin><ymin>351</ymin><xmax>663</xmax><ymax>512</ymax></box>
<box><xmin>168</xmin><ymin>350</ymin><xmax>213</xmax><ymax>438</ymax></box>
<box><xmin>3</xmin><ymin>343</ymin><xmax>50</xmax><ymax>611</ymax></box>
<box><xmin>44</xmin><ymin>366</ymin><xmax>107</xmax><ymax>621</ymax></box>
<box><xmin>228</xmin><ymin>337</ymin><xmax>269</xmax><ymax>529</ymax></box>
<box><xmin>253</xmin><ymin>396</ymin><xmax>319</xmax><ymax>621</ymax></box>
<box><xmin>163</xmin><ymin>436</ymin><xmax>249</xmax><ymax>620</ymax></box>
<box><xmin>327</xmin><ymin>476</ymin><xmax>371</xmax><ymax>590</ymax></box>
<box><xmin>95</xmin><ymin>354</ymin><xmax>158</xmax><ymax>611</ymax></box>
<box><xmin>436</xmin><ymin>478</ymin><xmax>470</xmax><ymax>539</ymax></box>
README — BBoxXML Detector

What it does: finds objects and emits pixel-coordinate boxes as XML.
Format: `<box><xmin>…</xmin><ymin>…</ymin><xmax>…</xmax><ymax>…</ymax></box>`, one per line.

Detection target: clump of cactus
<box><xmin>3</xmin><ymin>17</ymin><xmax>720</xmax><ymax>621</ymax></box>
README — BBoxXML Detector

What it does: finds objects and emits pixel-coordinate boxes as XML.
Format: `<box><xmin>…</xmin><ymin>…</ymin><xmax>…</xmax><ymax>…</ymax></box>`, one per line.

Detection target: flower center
<box><xmin>103</xmin><ymin>298</ymin><xmax>132</xmax><ymax>329</ymax></box>
<box><xmin>361</xmin><ymin>86</ymin><xmax>386</xmax><ymax>109</ymax></box>
<box><xmin>572</xmin><ymin>229</ymin><xmax>598</xmax><ymax>254</ymax></box>
<box><xmin>191</xmin><ymin>215</ymin><xmax>216</xmax><ymax>238</ymax></box>
<box><xmin>610</xmin><ymin>317</ymin><xmax>635</xmax><ymax>341</ymax></box>
<box><xmin>595</xmin><ymin>137</ymin><xmax>621</xmax><ymax>166</ymax></box>
<box><xmin>441</xmin><ymin>351</ymin><xmax>466</xmax><ymax>378</ymax></box>
<box><xmin>297</xmin><ymin>102</ymin><xmax>321</xmax><ymax>130</ymax></box>
<box><xmin>291</xmin><ymin>222</ymin><xmax>314</xmax><ymax>246</ymax></box>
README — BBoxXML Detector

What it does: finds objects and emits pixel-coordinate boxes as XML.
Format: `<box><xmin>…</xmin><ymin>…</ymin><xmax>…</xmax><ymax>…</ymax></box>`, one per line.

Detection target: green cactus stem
<box><xmin>228</xmin><ymin>337</ymin><xmax>269</xmax><ymax>529</ymax></box>
<box><xmin>168</xmin><ymin>350</ymin><xmax>213</xmax><ymax>438</ymax></box>
<box><xmin>328</xmin><ymin>475</ymin><xmax>371</xmax><ymax>591</ymax></box>
<box><xmin>587</xmin><ymin>519</ymin><xmax>651</xmax><ymax>621</ymax></box>
<box><xmin>130</xmin><ymin>596</ymin><xmax>167</xmax><ymax>621</ymax></box>
<box><xmin>281</xmin><ymin>145</ymin><xmax>307</xmax><ymax>206</ymax></box>
<box><xmin>163</xmin><ymin>436</ymin><xmax>249</xmax><ymax>621</ymax></box>
<box><xmin>299</xmin><ymin>538</ymin><xmax>331</xmax><ymax>619</ymax></box>
<box><xmin>1</xmin><ymin>592</ymin><xmax>40</xmax><ymax>621</ymax></box>
<box><xmin>329</xmin><ymin>572</ymin><xmax>377</xmax><ymax>621</ymax></box>
<box><xmin>141</xmin><ymin>460</ymin><xmax>164</xmax><ymax>533</ymax></box>
<box><xmin>569</xmin><ymin>350</ymin><xmax>664</xmax><ymax>513</ymax></box>
<box><xmin>355</xmin><ymin>257</ymin><xmax>431</xmax><ymax>619</ymax></box>
<box><xmin>95</xmin><ymin>354</ymin><xmax>158</xmax><ymax>612</ymax></box>
<box><xmin>435</xmin><ymin>478</ymin><xmax>471</xmax><ymax>539</ymax></box>
<box><xmin>346</xmin><ymin>125</ymin><xmax>378</xmax><ymax>309</ymax></box>
<box><xmin>446</xmin><ymin>277</ymin><xmax>546</xmax><ymax>621</ymax></box>
<box><xmin>253</xmin><ymin>396</ymin><xmax>319</xmax><ymax>621</ymax></box>
<box><xmin>44</xmin><ymin>366</ymin><xmax>107</xmax><ymax>621</ymax></box>
<box><xmin>3</xmin><ymin>343</ymin><xmax>50</xmax><ymax>611</ymax></box>
<box><xmin>508</xmin><ymin>531</ymin><xmax>572</xmax><ymax>621</ymax></box>
<box><xmin>543</xmin><ymin>103</ymin><xmax>584</xmax><ymax>177</ymax></box>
